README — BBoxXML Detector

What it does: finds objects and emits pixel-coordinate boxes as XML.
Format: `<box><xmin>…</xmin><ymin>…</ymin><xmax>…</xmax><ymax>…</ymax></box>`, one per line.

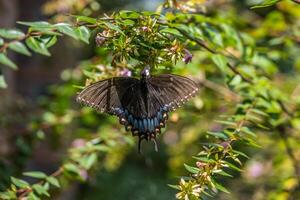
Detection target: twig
<box><xmin>169</xmin><ymin>25</ymin><xmax>295</xmax><ymax>118</ymax></box>
<box><xmin>280</xmin><ymin>132</ymin><xmax>299</xmax><ymax>177</ymax></box>
<box><xmin>17</xmin><ymin>167</ymin><xmax>63</xmax><ymax>199</ymax></box>
<box><xmin>0</xmin><ymin>32</ymin><xmax>42</xmax><ymax>53</ymax></box>
<box><xmin>174</xmin><ymin>27</ymin><xmax>253</xmax><ymax>83</ymax></box>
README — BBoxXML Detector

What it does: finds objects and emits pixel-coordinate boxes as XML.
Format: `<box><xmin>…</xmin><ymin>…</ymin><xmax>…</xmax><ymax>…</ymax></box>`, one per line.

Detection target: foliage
<box><xmin>0</xmin><ymin>0</ymin><xmax>300</xmax><ymax>199</ymax></box>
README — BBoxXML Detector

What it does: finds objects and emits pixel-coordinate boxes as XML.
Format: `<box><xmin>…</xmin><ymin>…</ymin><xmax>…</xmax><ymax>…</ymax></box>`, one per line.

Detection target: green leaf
<box><xmin>25</xmin><ymin>37</ymin><xmax>50</xmax><ymax>56</ymax></box>
<box><xmin>0</xmin><ymin>191</ymin><xmax>17</xmax><ymax>200</ymax></box>
<box><xmin>247</xmin><ymin>114</ymin><xmax>263</xmax><ymax>122</ymax></box>
<box><xmin>103</xmin><ymin>22</ymin><xmax>125</xmax><ymax>35</ymax></box>
<box><xmin>229</xmin><ymin>75</ymin><xmax>242</xmax><ymax>86</ymax></box>
<box><xmin>0</xmin><ymin>75</ymin><xmax>7</xmax><ymax>88</ymax></box>
<box><xmin>11</xmin><ymin>177</ymin><xmax>30</xmax><ymax>188</ymax></box>
<box><xmin>193</xmin><ymin>156</ymin><xmax>211</xmax><ymax>162</ymax></box>
<box><xmin>240</xmin><ymin>127</ymin><xmax>256</xmax><ymax>137</ymax></box>
<box><xmin>215</xmin><ymin>120</ymin><xmax>237</xmax><ymax>126</ymax></box>
<box><xmin>204</xmin><ymin>24</ymin><xmax>223</xmax><ymax>47</ymax></box>
<box><xmin>32</xmin><ymin>184</ymin><xmax>50</xmax><ymax>197</ymax></box>
<box><xmin>207</xmin><ymin>131</ymin><xmax>229</xmax><ymax>139</ymax></box>
<box><xmin>83</xmin><ymin>153</ymin><xmax>97</xmax><ymax>169</ymax></box>
<box><xmin>27</xmin><ymin>192</ymin><xmax>41</xmax><ymax>200</ymax></box>
<box><xmin>122</xmin><ymin>19</ymin><xmax>135</xmax><ymax>26</ymax></box>
<box><xmin>23</xmin><ymin>171</ymin><xmax>47</xmax><ymax>179</ymax></box>
<box><xmin>211</xmin><ymin>54</ymin><xmax>228</xmax><ymax>73</ymax></box>
<box><xmin>244</xmin><ymin>138</ymin><xmax>262</xmax><ymax>148</ymax></box>
<box><xmin>63</xmin><ymin>163</ymin><xmax>81</xmax><ymax>175</ymax></box>
<box><xmin>83</xmin><ymin>70</ymin><xmax>96</xmax><ymax>79</ymax></box>
<box><xmin>251</xmin><ymin>0</ymin><xmax>282</xmax><ymax>8</ymax></box>
<box><xmin>0</xmin><ymin>38</ymin><xmax>4</xmax><ymax>46</ymax></box>
<box><xmin>45</xmin><ymin>36</ymin><xmax>57</xmax><ymax>48</ymax></box>
<box><xmin>232</xmin><ymin>150</ymin><xmax>249</xmax><ymax>158</ymax></box>
<box><xmin>167</xmin><ymin>184</ymin><xmax>180</xmax><ymax>190</ymax></box>
<box><xmin>40</xmin><ymin>35</ymin><xmax>58</xmax><ymax>48</ymax></box>
<box><xmin>46</xmin><ymin>177</ymin><xmax>60</xmax><ymax>188</ymax></box>
<box><xmin>54</xmin><ymin>23</ymin><xmax>78</xmax><ymax>40</ymax></box>
<box><xmin>213</xmin><ymin>169</ymin><xmax>233</xmax><ymax>177</ymax></box>
<box><xmin>215</xmin><ymin>182</ymin><xmax>230</xmax><ymax>194</ymax></box>
<box><xmin>75</xmin><ymin>15</ymin><xmax>97</xmax><ymax>24</ymax></box>
<box><xmin>119</xmin><ymin>10</ymin><xmax>140</xmax><ymax>19</ymax></box>
<box><xmin>93</xmin><ymin>144</ymin><xmax>110</xmax><ymax>152</ymax></box>
<box><xmin>184</xmin><ymin>164</ymin><xmax>200</xmax><ymax>174</ymax></box>
<box><xmin>8</xmin><ymin>41</ymin><xmax>31</xmax><ymax>56</ymax></box>
<box><xmin>160</xmin><ymin>27</ymin><xmax>183</xmax><ymax>37</ymax></box>
<box><xmin>250</xmin><ymin>108</ymin><xmax>268</xmax><ymax>117</ymax></box>
<box><xmin>75</xmin><ymin>26</ymin><xmax>90</xmax><ymax>44</ymax></box>
<box><xmin>0</xmin><ymin>53</ymin><xmax>18</xmax><ymax>70</ymax></box>
<box><xmin>0</xmin><ymin>29</ymin><xmax>25</xmax><ymax>39</ymax></box>
<box><xmin>223</xmin><ymin>161</ymin><xmax>242</xmax><ymax>172</ymax></box>
<box><xmin>18</xmin><ymin>21</ymin><xmax>52</xmax><ymax>28</ymax></box>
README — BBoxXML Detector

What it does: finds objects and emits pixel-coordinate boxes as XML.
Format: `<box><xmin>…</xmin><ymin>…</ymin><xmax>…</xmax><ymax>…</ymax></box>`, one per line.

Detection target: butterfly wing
<box><xmin>77</xmin><ymin>74</ymin><xmax>199</xmax><ymax>152</ymax></box>
<box><xmin>148</xmin><ymin>74</ymin><xmax>199</xmax><ymax>112</ymax></box>
<box><xmin>76</xmin><ymin>77</ymin><xmax>139</xmax><ymax>113</ymax></box>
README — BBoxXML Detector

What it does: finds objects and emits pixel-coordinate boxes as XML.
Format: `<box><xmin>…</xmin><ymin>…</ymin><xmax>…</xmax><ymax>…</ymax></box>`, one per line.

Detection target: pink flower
<box><xmin>246</xmin><ymin>161</ymin><xmax>264</xmax><ymax>178</ymax></box>
<box><xmin>119</xmin><ymin>68</ymin><xmax>132</xmax><ymax>77</ymax></box>
<box><xmin>71</xmin><ymin>139</ymin><xmax>86</xmax><ymax>148</ymax></box>
<box><xmin>95</xmin><ymin>34</ymin><xmax>106</xmax><ymax>46</ymax></box>
<box><xmin>182</xmin><ymin>49</ymin><xmax>193</xmax><ymax>64</ymax></box>
<box><xmin>141</xmin><ymin>26</ymin><xmax>150</xmax><ymax>32</ymax></box>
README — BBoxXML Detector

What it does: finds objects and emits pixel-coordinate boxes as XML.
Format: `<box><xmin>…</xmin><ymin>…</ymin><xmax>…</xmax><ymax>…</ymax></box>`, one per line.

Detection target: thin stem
<box><xmin>173</xmin><ymin>27</ymin><xmax>253</xmax><ymax>83</ymax></box>
<box><xmin>0</xmin><ymin>32</ymin><xmax>41</xmax><ymax>53</ymax></box>
<box><xmin>17</xmin><ymin>167</ymin><xmax>63</xmax><ymax>199</ymax></box>
<box><xmin>168</xmin><ymin>24</ymin><xmax>295</xmax><ymax>118</ymax></box>
<box><xmin>278</xmin><ymin>126</ymin><xmax>300</xmax><ymax>200</ymax></box>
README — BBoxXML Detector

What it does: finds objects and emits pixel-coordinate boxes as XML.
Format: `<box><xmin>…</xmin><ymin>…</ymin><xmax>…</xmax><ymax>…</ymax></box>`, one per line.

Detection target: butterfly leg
<box><xmin>151</xmin><ymin>137</ymin><xmax>158</xmax><ymax>152</ymax></box>
<box><xmin>138</xmin><ymin>135</ymin><xmax>146</xmax><ymax>154</ymax></box>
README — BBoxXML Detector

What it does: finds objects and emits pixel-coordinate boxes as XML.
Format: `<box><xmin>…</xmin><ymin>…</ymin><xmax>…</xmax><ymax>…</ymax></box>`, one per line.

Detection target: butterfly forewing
<box><xmin>148</xmin><ymin>74</ymin><xmax>199</xmax><ymax>111</ymax></box>
<box><xmin>76</xmin><ymin>77</ymin><xmax>139</xmax><ymax>113</ymax></box>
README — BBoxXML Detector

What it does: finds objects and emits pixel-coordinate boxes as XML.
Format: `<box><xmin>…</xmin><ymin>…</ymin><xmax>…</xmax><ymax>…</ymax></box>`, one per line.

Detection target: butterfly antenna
<box><xmin>151</xmin><ymin>138</ymin><xmax>158</xmax><ymax>152</ymax></box>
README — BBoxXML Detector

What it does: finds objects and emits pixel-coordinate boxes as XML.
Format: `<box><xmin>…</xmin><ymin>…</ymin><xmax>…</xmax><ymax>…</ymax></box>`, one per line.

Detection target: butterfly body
<box><xmin>77</xmin><ymin>67</ymin><xmax>199</xmax><ymax>152</ymax></box>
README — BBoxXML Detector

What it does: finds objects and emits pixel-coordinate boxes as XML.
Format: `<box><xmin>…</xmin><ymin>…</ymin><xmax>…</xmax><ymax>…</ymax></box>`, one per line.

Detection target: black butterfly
<box><xmin>76</xmin><ymin>66</ymin><xmax>199</xmax><ymax>152</ymax></box>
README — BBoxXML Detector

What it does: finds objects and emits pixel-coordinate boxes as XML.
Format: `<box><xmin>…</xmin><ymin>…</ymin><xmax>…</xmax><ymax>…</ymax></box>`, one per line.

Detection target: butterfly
<box><xmin>76</xmin><ymin>66</ymin><xmax>199</xmax><ymax>152</ymax></box>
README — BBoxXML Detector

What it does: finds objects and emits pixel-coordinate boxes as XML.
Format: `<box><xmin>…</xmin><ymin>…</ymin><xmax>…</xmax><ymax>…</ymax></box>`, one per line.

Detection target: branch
<box><xmin>174</xmin><ymin>28</ymin><xmax>253</xmax><ymax>83</ymax></box>
<box><xmin>0</xmin><ymin>32</ymin><xmax>43</xmax><ymax>53</ymax></box>
<box><xmin>278</xmin><ymin>125</ymin><xmax>300</xmax><ymax>199</ymax></box>
<box><xmin>176</xmin><ymin>100</ymin><xmax>258</xmax><ymax>199</ymax></box>
<box><xmin>170</xmin><ymin>25</ymin><xmax>295</xmax><ymax>119</ymax></box>
<box><xmin>292</xmin><ymin>0</ymin><xmax>300</xmax><ymax>4</ymax></box>
<box><xmin>17</xmin><ymin>167</ymin><xmax>63</xmax><ymax>199</ymax></box>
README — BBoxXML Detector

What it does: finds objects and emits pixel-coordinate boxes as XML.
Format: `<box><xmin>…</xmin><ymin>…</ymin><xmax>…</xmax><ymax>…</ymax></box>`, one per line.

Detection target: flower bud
<box><xmin>71</xmin><ymin>139</ymin><xmax>86</xmax><ymax>148</ymax></box>
<box><xmin>196</xmin><ymin>161</ymin><xmax>206</xmax><ymax>168</ymax></box>
<box><xmin>119</xmin><ymin>68</ymin><xmax>132</xmax><ymax>77</ymax></box>
<box><xmin>182</xmin><ymin>49</ymin><xmax>193</xmax><ymax>64</ymax></box>
<box><xmin>95</xmin><ymin>33</ymin><xmax>106</xmax><ymax>46</ymax></box>
<box><xmin>140</xmin><ymin>26</ymin><xmax>150</xmax><ymax>32</ymax></box>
